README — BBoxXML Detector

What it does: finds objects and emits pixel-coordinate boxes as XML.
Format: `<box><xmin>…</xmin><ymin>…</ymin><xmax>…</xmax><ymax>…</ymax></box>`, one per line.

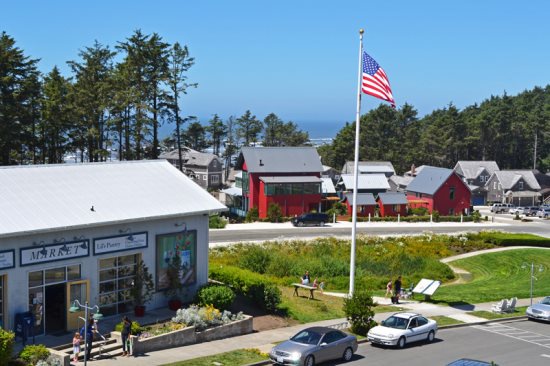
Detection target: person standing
<box><xmin>121</xmin><ymin>316</ymin><xmax>132</xmax><ymax>357</ymax></box>
<box><xmin>80</xmin><ymin>316</ymin><xmax>95</xmax><ymax>361</ymax></box>
<box><xmin>72</xmin><ymin>332</ymin><xmax>81</xmax><ymax>362</ymax></box>
<box><xmin>394</xmin><ymin>276</ymin><xmax>402</xmax><ymax>304</ymax></box>
<box><xmin>385</xmin><ymin>278</ymin><xmax>393</xmax><ymax>297</ymax></box>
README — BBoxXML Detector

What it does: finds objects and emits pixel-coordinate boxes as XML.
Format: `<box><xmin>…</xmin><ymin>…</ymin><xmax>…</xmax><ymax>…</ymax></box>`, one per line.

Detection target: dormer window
<box><xmin>519</xmin><ymin>181</ymin><xmax>524</xmax><ymax>190</ymax></box>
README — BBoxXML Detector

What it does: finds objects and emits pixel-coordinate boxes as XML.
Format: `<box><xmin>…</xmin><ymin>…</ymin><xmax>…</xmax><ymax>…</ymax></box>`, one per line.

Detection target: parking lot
<box><xmin>347</xmin><ymin>320</ymin><xmax>550</xmax><ymax>366</ymax></box>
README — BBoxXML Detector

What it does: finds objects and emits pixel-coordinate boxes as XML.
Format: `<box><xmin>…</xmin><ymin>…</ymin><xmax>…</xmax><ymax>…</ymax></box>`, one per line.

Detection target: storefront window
<box><xmin>28</xmin><ymin>270</ymin><xmax>43</xmax><ymax>287</ymax></box>
<box><xmin>98</xmin><ymin>254</ymin><xmax>139</xmax><ymax>316</ymax></box>
<box><xmin>0</xmin><ymin>276</ymin><xmax>4</xmax><ymax>328</ymax></box>
<box><xmin>45</xmin><ymin>267</ymin><xmax>66</xmax><ymax>284</ymax></box>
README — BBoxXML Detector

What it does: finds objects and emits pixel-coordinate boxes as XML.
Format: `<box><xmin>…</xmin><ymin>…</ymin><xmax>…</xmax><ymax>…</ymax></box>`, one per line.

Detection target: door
<box><xmin>66</xmin><ymin>280</ymin><xmax>90</xmax><ymax>331</ymax></box>
<box><xmin>45</xmin><ymin>283</ymin><xmax>66</xmax><ymax>334</ymax></box>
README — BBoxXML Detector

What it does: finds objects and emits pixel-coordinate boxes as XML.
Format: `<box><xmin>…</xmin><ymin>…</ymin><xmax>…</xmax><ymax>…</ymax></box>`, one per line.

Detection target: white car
<box><xmin>536</xmin><ymin>208</ymin><xmax>550</xmax><ymax>218</ymax></box>
<box><xmin>367</xmin><ymin>312</ymin><xmax>438</xmax><ymax>348</ymax></box>
<box><xmin>526</xmin><ymin>296</ymin><xmax>550</xmax><ymax>321</ymax></box>
<box><xmin>509</xmin><ymin>207</ymin><xmax>525</xmax><ymax>215</ymax></box>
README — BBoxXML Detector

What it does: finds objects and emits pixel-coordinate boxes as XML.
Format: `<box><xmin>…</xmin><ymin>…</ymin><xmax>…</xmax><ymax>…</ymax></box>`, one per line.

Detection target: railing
<box><xmin>229</xmin><ymin>207</ymin><xmax>247</xmax><ymax>217</ymax></box>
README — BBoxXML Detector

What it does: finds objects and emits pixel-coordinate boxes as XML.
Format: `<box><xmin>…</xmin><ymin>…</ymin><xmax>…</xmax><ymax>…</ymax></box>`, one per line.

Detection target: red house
<box><xmin>406</xmin><ymin>166</ymin><xmax>471</xmax><ymax>215</ymax></box>
<box><xmin>343</xmin><ymin>193</ymin><xmax>377</xmax><ymax>217</ymax></box>
<box><xmin>377</xmin><ymin>192</ymin><xmax>408</xmax><ymax>217</ymax></box>
<box><xmin>235</xmin><ymin>147</ymin><xmax>324</xmax><ymax>219</ymax></box>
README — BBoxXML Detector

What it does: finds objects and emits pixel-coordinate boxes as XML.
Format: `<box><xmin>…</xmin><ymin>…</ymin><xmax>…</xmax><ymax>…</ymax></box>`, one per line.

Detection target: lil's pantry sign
<box><xmin>93</xmin><ymin>232</ymin><xmax>148</xmax><ymax>255</ymax></box>
<box><xmin>20</xmin><ymin>240</ymin><xmax>90</xmax><ymax>266</ymax></box>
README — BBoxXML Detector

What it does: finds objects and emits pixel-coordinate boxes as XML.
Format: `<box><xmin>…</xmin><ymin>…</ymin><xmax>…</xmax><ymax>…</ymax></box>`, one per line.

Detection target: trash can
<box><xmin>15</xmin><ymin>311</ymin><xmax>35</xmax><ymax>346</ymax></box>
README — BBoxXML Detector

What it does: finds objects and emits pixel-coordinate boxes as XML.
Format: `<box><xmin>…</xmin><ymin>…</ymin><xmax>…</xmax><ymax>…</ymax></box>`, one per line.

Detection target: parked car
<box><xmin>536</xmin><ymin>208</ymin><xmax>550</xmax><ymax>218</ymax></box>
<box><xmin>509</xmin><ymin>206</ymin><xmax>525</xmax><ymax>215</ymax></box>
<box><xmin>490</xmin><ymin>203</ymin><xmax>515</xmax><ymax>213</ymax></box>
<box><xmin>367</xmin><ymin>312</ymin><xmax>438</xmax><ymax>348</ymax></box>
<box><xmin>490</xmin><ymin>203</ymin><xmax>502</xmax><ymax>213</ymax></box>
<box><xmin>291</xmin><ymin>213</ymin><xmax>329</xmax><ymax>227</ymax></box>
<box><xmin>522</xmin><ymin>206</ymin><xmax>540</xmax><ymax>216</ymax></box>
<box><xmin>269</xmin><ymin>326</ymin><xmax>358</xmax><ymax>366</ymax></box>
<box><xmin>526</xmin><ymin>296</ymin><xmax>550</xmax><ymax>321</ymax></box>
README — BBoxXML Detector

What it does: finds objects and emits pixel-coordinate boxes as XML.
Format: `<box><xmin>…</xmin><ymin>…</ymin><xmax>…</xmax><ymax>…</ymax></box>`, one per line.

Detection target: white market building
<box><xmin>0</xmin><ymin>160</ymin><xmax>226</xmax><ymax>335</ymax></box>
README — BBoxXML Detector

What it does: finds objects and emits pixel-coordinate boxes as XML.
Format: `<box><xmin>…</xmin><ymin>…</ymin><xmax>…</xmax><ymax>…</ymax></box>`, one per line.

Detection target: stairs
<box><xmin>50</xmin><ymin>334</ymin><xmax>124</xmax><ymax>365</ymax></box>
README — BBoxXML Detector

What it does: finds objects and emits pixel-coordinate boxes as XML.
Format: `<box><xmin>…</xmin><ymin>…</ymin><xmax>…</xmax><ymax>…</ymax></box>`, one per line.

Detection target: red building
<box><xmin>377</xmin><ymin>192</ymin><xmax>408</xmax><ymax>217</ymax></box>
<box><xmin>343</xmin><ymin>193</ymin><xmax>377</xmax><ymax>217</ymax></box>
<box><xmin>406</xmin><ymin>166</ymin><xmax>471</xmax><ymax>215</ymax></box>
<box><xmin>235</xmin><ymin>147</ymin><xmax>324</xmax><ymax>219</ymax></box>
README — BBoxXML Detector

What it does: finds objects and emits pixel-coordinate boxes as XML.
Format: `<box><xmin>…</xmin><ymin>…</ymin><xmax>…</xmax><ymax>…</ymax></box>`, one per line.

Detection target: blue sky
<box><xmin>2</xmin><ymin>1</ymin><xmax>550</xmax><ymax>137</ymax></box>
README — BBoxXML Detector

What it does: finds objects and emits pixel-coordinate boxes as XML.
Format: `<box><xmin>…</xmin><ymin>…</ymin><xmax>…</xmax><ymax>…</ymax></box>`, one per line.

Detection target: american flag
<box><xmin>362</xmin><ymin>51</ymin><xmax>395</xmax><ymax>108</ymax></box>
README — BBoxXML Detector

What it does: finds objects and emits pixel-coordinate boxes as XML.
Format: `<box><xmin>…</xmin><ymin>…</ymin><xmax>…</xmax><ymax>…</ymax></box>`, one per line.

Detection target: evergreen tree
<box><xmin>236</xmin><ymin>110</ymin><xmax>262</xmax><ymax>146</ymax></box>
<box><xmin>206</xmin><ymin>114</ymin><xmax>226</xmax><ymax>156</ymax></box>
<box><xmin>185</xmin><ymin>121</ymin><xmax>208</xmax><ymax>151</ymax></box>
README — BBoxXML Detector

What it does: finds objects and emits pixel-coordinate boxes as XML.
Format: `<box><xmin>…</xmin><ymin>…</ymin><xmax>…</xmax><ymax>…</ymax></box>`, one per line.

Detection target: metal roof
<box><xmin>341</xmin><ymin>161</ymin><xmax>395</xmax><ymax>174</ymax></box>
<box><xmin>236</xmin><ymin>147</ymin><xmax>323</xmax><ymax>173</ymax></box>
<box><xmin>0</xmin><ymin>160</ymin><xmax>227</xmax><ymax>238</ymax></box>
<box><xmin>377</xmin><ymin>192</ymin><xmax>408</xmax><ymax>205</ymax></box>
<box><xmin>259</xmin><ymin>176</ymin><xmax>322</xmax><ymax>184</ymax></box>
<box><xmin>454</xmin><ymin>161</ymin><xmax>500</xmax><ymax>179</ymax></box>
<box><xmin>159</xmin><ymin>147</ymin><xmax>221</xmax><ymax>167</ymax></box>
<box><xmin>339</xmin><ymin>174</ymin><xmax>390</xmax><ymax>190</ymax></box>
<box><xmin>357</xmin><ymin>165</ymin><xmax>395</xmax><ymax>174</ymax></box>
<box><xmin>321</xmin><ymin>178</ymin><xmax>336</xmax><ymax>194</ymax></box>
<box><xmin>344</xmin><ymin>193</ymin><xmax>377</xmax><ymax>205</ymax></box>
<box><xmin>406</xmin><ymin>166</ymin><xmax>454</xmax><ymax>195</ymax></box>
<box><xmin>221</xmin><ymin>186</ymin><xmax>242</xmax><ymax>196</ymax></box>
<box><xmin>492</xmin><ymin>170</ymin><xmax>541</xmax><ymax>190</ymax></box>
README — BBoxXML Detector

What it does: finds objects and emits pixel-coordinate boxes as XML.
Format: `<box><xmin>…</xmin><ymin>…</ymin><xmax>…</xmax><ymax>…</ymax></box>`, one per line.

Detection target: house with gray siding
<box><xmin>160</xmin><ymin>147</ymin><xmax>223</xmax><ymax>190</ymax></box>
<box><xmin>485</xmin><ymin>170</ymin><xmax>541</xmax><ymax>205</ymax></box>
<box><xmin>454</xmin><ymin>161</ymin><xmax>500</xmax><ymax>205</ymax></box>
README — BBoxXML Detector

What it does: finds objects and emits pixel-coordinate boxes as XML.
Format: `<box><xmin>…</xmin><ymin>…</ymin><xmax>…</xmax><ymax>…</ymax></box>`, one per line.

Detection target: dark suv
<box><xmin>291</xmin><ymin>213</ymin><xmax>329</xmax><ymax>227</ymax></box>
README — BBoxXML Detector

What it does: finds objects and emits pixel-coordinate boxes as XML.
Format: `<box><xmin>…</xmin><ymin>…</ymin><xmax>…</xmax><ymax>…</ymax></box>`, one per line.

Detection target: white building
<box><xmin>0</xmin><ymin>160</ymin><xmax>226</xmax><ymax>335</ymax></box>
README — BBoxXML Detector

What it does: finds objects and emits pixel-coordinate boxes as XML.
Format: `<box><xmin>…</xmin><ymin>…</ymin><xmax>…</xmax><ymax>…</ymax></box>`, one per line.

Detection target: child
<box><xmin>72</xmin><ymin>332</ymin><xmax>81</xmax><ymax>362</ymax></box>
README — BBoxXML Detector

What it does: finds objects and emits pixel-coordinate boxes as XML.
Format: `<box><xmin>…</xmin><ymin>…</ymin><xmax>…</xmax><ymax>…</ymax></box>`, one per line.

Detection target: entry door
<box><xmin>66</xmin><ymin>280</ymin><xmax>90</xmax><ymax>331</ymax></box>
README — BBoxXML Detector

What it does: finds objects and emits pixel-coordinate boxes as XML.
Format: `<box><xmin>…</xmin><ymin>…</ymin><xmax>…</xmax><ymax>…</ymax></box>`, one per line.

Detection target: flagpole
<box><xmin>349</xmin><ymin>28</ymin><xmax>364</xmax><ymax>297</ymax></box>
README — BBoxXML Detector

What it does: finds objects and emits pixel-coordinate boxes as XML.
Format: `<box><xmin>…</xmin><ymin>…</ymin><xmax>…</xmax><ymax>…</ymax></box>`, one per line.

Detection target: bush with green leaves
<box><xmin>245</xmin><ymin>207</ymin><xmax>259</xmax><ymax>223</ymax></box>
<box><xmin>432</xmin><ymin>210</ymin><xmax>440</xmax><ymax>222</ymax></box>
<box><xmin>343</xmin><ymin>291</ymin><xmax>376</xmax><ymax>336</ymax></box>
<box><xmin>239</xmin><ymin>245</ymin><xmax>272</xmax><ymax>274</ymax></box>
<box><xmin>472</xmin><ymin>210</ymin><xmax>481</xmax><ymax>223</ymax></box>
<box><xmin>196</xmin><ymin>285</ymin><xmax>236</xmax><ymax>310</ymax></box>
<box><xmin>18</xmin><ymin>344</ymin><xmax>49</xmax><ymax>366</ymax></box>
<box><xmin>326</xmin><ymin>201</ymin><xmax>347</xmax><ymax>217</ymax></box>
<box><xmin>0</xmin><ymin>328</ymin><xmax>14</xmax><ymax>366</ymax></box>
<box><xmin>266</xmin><ymin>202</ymin><xmax>282</xmax><ymax>222</ymax></box>
<box><xmin>114</xmin><ymin>320</ymin><xmax>142</xmax><ymax>334</ymax></box>
<box><xmin>209</xmin><ymin>214</ymin><xmax>227</xmax><ymax>229</ymax></box>
<box><xmin>410</xmin><ymin>207</ymin><xmax>428</xmax><ymax>216</ymax></box>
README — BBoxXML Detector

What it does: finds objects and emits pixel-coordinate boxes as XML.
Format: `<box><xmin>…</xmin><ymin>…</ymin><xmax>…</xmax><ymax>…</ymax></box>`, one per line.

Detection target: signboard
<box><xmin>20</xmin><ymin>240</ymin><xmax>89</xmax><ymax>267</ymax></box>
<box><xmin>412</xmin><ymin>278</ymin><xmax>441</xmax><ymax>296</ymax></box>
<box><xmin>0</xmin><ymin>250</ymin><xmax>15</xmax><ymax>269</ymax></box>
<box><xmin>156</xmin><ymin>230</ymin><xmax>197</xmax><ymax>291</ymax></box>
<box><xmin>93</xmin><ymin>232</ymin><xmax>148</xmax><ymax>255</ymax></box>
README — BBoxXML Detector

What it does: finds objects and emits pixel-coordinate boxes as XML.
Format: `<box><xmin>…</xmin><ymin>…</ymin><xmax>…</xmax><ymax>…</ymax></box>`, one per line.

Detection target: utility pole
<box><xmin>533</xmin><ymin>132</ymin><xmax>537</xmax><ymax>170</ymax></box>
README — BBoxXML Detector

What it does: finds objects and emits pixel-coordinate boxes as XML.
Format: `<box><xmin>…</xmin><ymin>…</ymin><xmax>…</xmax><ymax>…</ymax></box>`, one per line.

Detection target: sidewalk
<box><xmin>85</xmin><ymin>295</ymin><xmax>542</xmax><ymax>366</ymax></box>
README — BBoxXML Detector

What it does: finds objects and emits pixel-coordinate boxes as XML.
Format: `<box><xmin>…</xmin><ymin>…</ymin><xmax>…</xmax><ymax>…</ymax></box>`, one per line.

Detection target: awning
<box><xmin>259</xmin><ymin>176</ymin><xmax>322</xmax><ymax>184</ymax></box>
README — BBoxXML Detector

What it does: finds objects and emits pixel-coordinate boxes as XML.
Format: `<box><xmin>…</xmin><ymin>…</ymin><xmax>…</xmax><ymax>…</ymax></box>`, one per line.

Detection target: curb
<box><xmin>244</xmin><ymin>316</ymin><xmax>528</xmax><ymax>366</ymax></box>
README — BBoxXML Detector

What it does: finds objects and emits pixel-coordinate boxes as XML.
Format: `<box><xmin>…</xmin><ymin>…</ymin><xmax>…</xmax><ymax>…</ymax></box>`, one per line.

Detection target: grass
<box><xmin>468</xmin><ymin>306</ymin><xmax>527</xmax><ymax>320</ymax></box>
<box><xmin>429</xmin><ymin>315</ymin><xmax>465</xmax><ymax>326</ymax></box>
<box><xmin>432</xmin><ymin>249</ymin><xmax>550</xmax><ymax>304</ymax></box>
<box><xmin>279</xmin><ymin>286</ymin><xmax>346</xmax><ymax>322</ymax></box>
<box><xmin>162</xmin><ymin>349</ymin><xmax>267</xmax><ymax>366</ymax></box>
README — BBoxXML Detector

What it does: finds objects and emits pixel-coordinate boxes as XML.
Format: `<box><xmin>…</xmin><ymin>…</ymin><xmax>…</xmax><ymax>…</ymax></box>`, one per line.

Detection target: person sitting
<box><xmin>301</xmin><ymin>271</ymin><xmax>311</xmax><ymax>285</ymax></box>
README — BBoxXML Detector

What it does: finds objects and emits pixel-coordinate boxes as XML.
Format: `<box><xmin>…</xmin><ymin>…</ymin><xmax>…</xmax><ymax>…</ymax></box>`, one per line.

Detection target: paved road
<box><xmin>346</xmin><ymin>319</ymin><xmax>550</xmax><ymax>366</ymax></box>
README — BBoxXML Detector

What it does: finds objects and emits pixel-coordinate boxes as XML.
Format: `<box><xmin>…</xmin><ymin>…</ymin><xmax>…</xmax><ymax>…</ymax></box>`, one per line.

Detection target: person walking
<box><xmin>385</xmin><ymin>278</ymin><xmax>393</xmax><ymax>297</ymax></box>
<box><xmin>394</xmin><ymin>276</ymin><xmax>402</xmax><ymax>304</ymax></box>
<box><xmin>72</xmin><ymin>332</ymin><xmax>81</xmax><ymax>362</ymax></box>
<box><xmin>121</xmin><ymin>316</ymin><xmax>132</xmax><ymax>357</ymax></box>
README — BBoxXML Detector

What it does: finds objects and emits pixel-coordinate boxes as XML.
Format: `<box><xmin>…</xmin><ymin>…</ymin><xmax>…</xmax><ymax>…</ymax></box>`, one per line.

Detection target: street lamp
<box><xmin>69</xmin><ymin>300</ymin><xmax>103</xmax><ymax>366</ymax></box>
<box><xmin>522</xmin><ymin>262</ymin><xmax>545</xmax><ymax>306</ymax></box>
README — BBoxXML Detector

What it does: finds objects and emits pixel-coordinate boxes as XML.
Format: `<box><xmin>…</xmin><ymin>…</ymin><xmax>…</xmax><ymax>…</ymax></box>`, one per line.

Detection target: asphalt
<box><xmin>75</xmin><ymin>294</ymin><xmax>543</xmax><ymax>366</ymax></box>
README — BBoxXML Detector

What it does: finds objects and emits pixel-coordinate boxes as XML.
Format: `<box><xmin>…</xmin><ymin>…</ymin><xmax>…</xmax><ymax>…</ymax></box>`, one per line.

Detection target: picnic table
<box><xmin>292</xmin><ymin>283</ymin><xmax>317</xmax><ymax>300</ymax></box>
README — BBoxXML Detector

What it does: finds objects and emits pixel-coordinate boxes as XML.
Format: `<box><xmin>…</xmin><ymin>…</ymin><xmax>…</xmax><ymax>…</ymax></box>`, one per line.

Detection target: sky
<box><xmin>2</xmin><ymin>1</ymin><xmax>550</xmax><ymax>138</ymax></box>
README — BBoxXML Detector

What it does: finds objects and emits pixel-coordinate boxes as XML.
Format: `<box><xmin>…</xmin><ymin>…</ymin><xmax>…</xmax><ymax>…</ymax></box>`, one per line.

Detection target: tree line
<box><xmin>318</xmin><ymin>86</ymin><xmax>550</xmax><ymax>174</ymax></box>
<box><xmin>0</xmin><ymin>31</ymin><xmax>309</xmax><ymax>168</ymax></box>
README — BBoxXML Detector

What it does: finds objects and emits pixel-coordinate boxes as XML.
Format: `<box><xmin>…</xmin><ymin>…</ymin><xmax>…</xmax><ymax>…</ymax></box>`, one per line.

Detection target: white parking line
<box><xmin>473</xmin><ymin>324</ymin><xmax>550</xmax><ymax>349</ymax></box>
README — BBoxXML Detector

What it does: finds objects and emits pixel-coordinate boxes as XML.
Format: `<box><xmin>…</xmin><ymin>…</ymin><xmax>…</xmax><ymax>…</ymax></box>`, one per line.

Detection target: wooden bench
<box><xmin>292</xmin><ymin>283</ymin><xmax>317</xmax><ymax>300</ymax></box>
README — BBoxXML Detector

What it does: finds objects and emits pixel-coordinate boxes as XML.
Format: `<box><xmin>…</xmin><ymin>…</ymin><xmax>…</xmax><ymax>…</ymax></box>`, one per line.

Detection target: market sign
<box><xmin>93</xmin><ymin>232</ymin><xmax>148</xmax><ymax>255</ymax></box>
<box><xmin>0</xmin><ymin>250</ymin><xmax>15</xmax><ymax>269</ymax></box>
<box><xmin>20</xmin><ymin>240</ymin><xmax>90</xmax><ymax>266</ymax></box>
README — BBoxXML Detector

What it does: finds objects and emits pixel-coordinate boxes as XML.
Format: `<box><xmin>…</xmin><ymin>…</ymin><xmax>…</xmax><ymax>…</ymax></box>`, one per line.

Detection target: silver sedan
<box><xmin>269</xmin><ymin>326</ymin><xmax>358</xmax><ymax>366</ymax></box>
<box><xmin>526</xmin><ymin>296</ymin><xmax>550</xmax><ymax>321</ymax></box>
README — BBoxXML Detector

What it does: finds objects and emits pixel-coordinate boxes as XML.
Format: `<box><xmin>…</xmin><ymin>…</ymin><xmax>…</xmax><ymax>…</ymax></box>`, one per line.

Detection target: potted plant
<box><xmin>165</xmin><ymin>254</ymin><xmax>183</xmax><ymax>311</ymax></box>
<box><xmin>131</xmin><ymin>260</ymin><xmax>155</xmax><ymax>317</ymax></box>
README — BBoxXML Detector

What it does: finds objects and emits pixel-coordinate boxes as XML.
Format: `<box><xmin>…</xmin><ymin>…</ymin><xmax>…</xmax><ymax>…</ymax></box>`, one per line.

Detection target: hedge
<box><xmin>475</xmin><ymin>232</ymin><xmax>550</xmax><ymax>248</ymax></box>
<box><xmin>354</xmin><ymin>215</ymin><xmax>474</xmax><ymax>223</ymax></box>
<box><xmin>209</xmin><ymin>265</ymin><xmax>281</xmax><ymax>313</ymax></box>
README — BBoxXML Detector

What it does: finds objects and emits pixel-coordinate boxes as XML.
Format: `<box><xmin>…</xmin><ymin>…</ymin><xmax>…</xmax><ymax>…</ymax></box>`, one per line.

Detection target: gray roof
<box><xmin>321</xmin><ymin>178</ymin><xmax>336</xmax><ymax>194</ymax></box>
<box><xmin>344</xmin><ymin>193</ymin><xmax>377</xmax><ymax>205</ymax></box>
<box><xmin>236</xmin><ymin>147</ymin><xmax>323</xmax><ymax>173</ymax></box>
<box><xmin>406</xmin><ymin>166</ymin><xmax>454</xmax><ymax>195</ymax></box>
<box><xmin>221</xmin><ymin>186</ymin><xmax>242</xmax><ymax>196</ymax></box>
<box><xmin>454</xmin><ymin>161</ymin><xmax>500</xmax><ymax>179</ymax></box>
<box><xmin>341</xmin><ymin>161</ymin><xmax>395</xmax><ymax>175</ymax></box>
<box><xmin>160</xmin><ymin>147</ymin><xmax>221</xmax><ymax>167</ymax></box>
<box><xmin>404</xmin><ymin>165</ymin><xmax>427</xmax><ymax>177</ymax></box>
<box><xmin>389</xmin><ymin>175</ymin><xmax>413</xmax><ymax>188</ymax></box>
<box><xmin>259</xmin><ymin>176</ymin><xmax>322</xmax><ymax>184</ymax></box>
<box><xmin>0</xmin><ymin>160</ymin><xmax>227</xmax><ymax>238</ymax></box>
<box><xmin>377</xmin><ymin>192</ymin><xmax>408</xmax><ymax>205</ymax></box>
<box><xmin>492</xmin><ymin>170</ymin><xmax>541</xmax><ymax>190</ymax></box>
<box><xmin>338</xmin><ymin>174</ymin><xmax>390</xmax><ymax>190</ymax></box>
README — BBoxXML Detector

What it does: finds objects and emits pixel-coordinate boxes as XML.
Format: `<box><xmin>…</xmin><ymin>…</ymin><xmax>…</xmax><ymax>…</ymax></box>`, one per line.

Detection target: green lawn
<box><xmin>433</xmin><ymin>249</ymin><xmax>550</xmax><ymax>304</ymax></box>
<box><xmin>468</xmin><ymin>306</ymin><xmax>527</xmax><ymax>320</ymax></box>
<box><xmin>279</xmin><ymin>286</ymin><xmax>346</xmax><ymax>323</ymax></box>
<box><xmin>163</xmin><ymin>349</ymin><xmax>267</xmax><ymax>366</ymax></box>
<box><xmin>429</xmin><ymin>315</ymin><xmax>465</xmax><ymax>326</ymax></box>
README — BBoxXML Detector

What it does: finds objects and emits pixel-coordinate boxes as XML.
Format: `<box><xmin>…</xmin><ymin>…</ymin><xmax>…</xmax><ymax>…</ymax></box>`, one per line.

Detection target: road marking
<box><xmin>473</xmin><ymin>324</ymin><xmax>550</xmax><ymax>349</ymax></box>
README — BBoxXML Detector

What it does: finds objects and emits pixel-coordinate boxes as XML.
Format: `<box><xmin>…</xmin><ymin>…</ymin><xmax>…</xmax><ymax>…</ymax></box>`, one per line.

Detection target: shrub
<box><xmin>239</xmin><ymin>245</ymin><xmax>272</xmax><ymax>274</ymax></box>
<box><xmin>172</xmin><ymin>304</ymin><xmax>245</xmax><ymax>331</ymax></box>
<box><xmin>209</xmin><ymin>265</ymin><xmax>282</xmax><ymax>313</ymax></box>
<box><xmin>474</xmin><ymin>232</ymin><xmax>550</xmax><ymax>248</ymax></box>
<box><xmin>245</xmin><ymin>207</ymin><xmax>259</xmax><ymax>223</ymax></box>
<box><xmin>432</xmin><ymin>210</ymin><xmax>440</xmax><ymax>222</ymax></box>
<box><xmin>472</xmin><ymin>210</ymin><xmax>481</xmax><ymax>223</ymax></box>
<box><xmin>326</xmin><ymin>201</ymin><xmax>347</xmax><ymax>217</ymax></box>
<box><xmin>343</xmin><ymin>291</ymin><xmax>376</xmax><ymax>336</ymax></box>
<box><xmin>196</xmin><ymin>285</ymin><xmax>236</xmax><ymax>310</ymax></box>
<box><xmin>114</xmin><ymin>320</ymin><xmax>142</xmax><ymax>334</ymax></box>
<box><xmin>209</xmin><ymin>214</ymin><xmax>227</xmax><ymax>229</ymax></box>
<box><xmin>267</xmin><ymin>203</ymin><xmax>282</xmax><ymax>222</ymax></box>
<box><xmin>0</xmin><ymin>328</ymin><xmax>14</xmax><ymax>366</ymax></box>
<box><xmin>410</xmin><ymin>207</ymin><xmax>428</xmax><ymax>216</ymax></box>
<box><xmin>18</xmin><ymin>344</ymin><xmax>49</xmax><ymax>366</ymax></box>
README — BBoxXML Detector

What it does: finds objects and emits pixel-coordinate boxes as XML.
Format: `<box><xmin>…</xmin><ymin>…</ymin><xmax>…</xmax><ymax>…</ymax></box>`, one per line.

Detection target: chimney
<box><xmin>411</xmin><ymin>164</ymin><xmax>416</xmax><ymax>176</ymax></box>
<box><xmin>259</xmin><ymin>159</ymin><xmax>264</xmax><ymax>166</ymax></box>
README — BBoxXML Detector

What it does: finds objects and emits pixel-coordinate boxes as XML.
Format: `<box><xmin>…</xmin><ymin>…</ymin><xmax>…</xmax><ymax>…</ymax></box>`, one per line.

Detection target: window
<box><xmin>98</xmin><ymin>254</ymin><xmax>138</xmax><ymax>316</ymax></box>
<box><xmin>408</xmin><ymin>318</ymin><xmax>418</xmax><ymax>329</ymax></box>
<box><xmin>417</xmin><ymin>317</ymin><xmax>428</xmax><ymax>326</ymax></box>
<box><xmin>203</xmin><ymin>175</ymin><xmax>207</xmax><ymax>181</ymax></box>
<box><xmin>494</xmin><ymin>182</ymin><xmax>497</xmax><ymax>189</ymax></box>
<box><xmin>242</xmin><ymin>171</ymin><xmax>249</xmax><ymax>193</ymax></box>
<box><xmin>322</xmin><ymin>331</ymin><xmax>346</xmax><ymax>344</ymax></box>
<box><xmin>0</xmin><ymin>276</ymin><xmax>4</xmax><ymax>328</ymax></box>
<box><xmin>449</xmin><ymin>208</ymin><xmax>454</xmax><ymax>215</ymax></box>
<box><xmin>449</xmin><ymin>187</ymin><xmax>455</xmax><ymax>200</ymax></box>
<box><xmin>210</xmin><ymin>175</ymin><xmax>219</xmax><ymax>184</ymax></box>
<box><xmin>393</xmin><ymin>204</ymin><xmax>400</xmax><ymax>212</ymax></box>
<box><xmin>519</xmin><ymin>181</ymin><xmax>524</xmax><ymax>190</ymax></box>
